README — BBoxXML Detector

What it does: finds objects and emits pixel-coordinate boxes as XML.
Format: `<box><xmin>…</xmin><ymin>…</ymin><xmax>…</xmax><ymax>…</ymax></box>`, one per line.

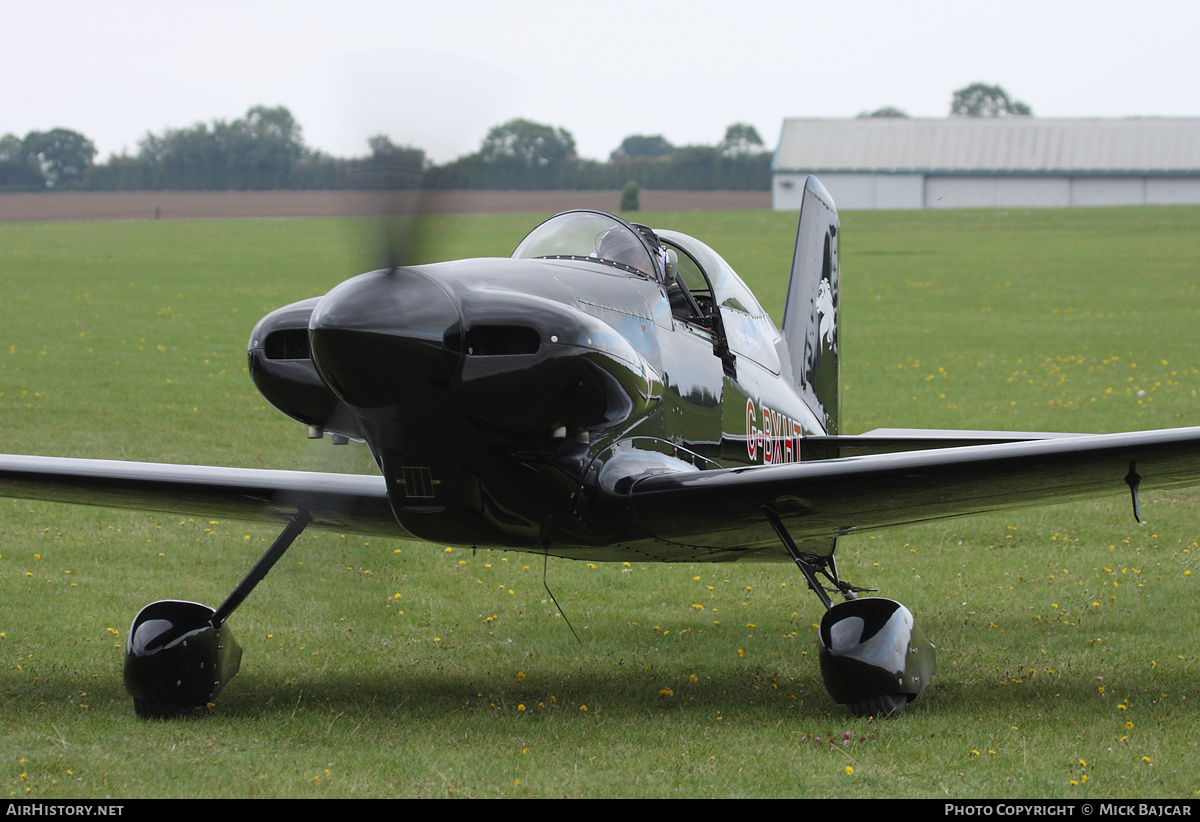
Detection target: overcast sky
<box><xmin>5</xmin><ymin>0</ymin><xmax>1199</xmax><ymax>164</ymax></box>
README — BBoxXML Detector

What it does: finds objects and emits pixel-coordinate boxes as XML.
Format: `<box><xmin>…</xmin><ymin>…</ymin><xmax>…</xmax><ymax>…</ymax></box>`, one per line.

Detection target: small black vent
<box><xmin>463</xmin><ymin>325</ymin><xmax>540</xmax><ymax>356</ymax></box>
<box><xmin>264</xmin><ymin>329</ymin><xmax>311</xmax><ymax>360</ymax></box>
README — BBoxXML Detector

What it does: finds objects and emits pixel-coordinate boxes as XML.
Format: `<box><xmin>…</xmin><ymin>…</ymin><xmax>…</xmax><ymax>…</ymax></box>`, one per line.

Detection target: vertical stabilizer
<box><xmin>780</xmin><ymin>176</ymin><xmax>840</xmax><ymax>435</ymax></box>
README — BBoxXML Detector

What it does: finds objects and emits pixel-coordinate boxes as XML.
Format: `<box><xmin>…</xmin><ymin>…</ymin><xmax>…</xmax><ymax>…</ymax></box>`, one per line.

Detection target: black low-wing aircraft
<box><xmin>5</xmin><ymin>176</ymin><xmax>1200</xmax><ymax>718</ymax></box>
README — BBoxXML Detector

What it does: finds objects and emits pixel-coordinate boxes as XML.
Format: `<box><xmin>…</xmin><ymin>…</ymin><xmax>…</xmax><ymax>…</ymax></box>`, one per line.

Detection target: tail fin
<box><xmin>780</xmin><ymin>176</ymin><xmax>840</xmax><ymax>435</ymax></box>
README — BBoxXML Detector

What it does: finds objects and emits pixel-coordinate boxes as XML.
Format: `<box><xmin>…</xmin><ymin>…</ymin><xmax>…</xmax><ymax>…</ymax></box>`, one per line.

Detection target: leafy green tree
<box><xmin>367</xmin><ymin>134</ymin><xmax>426</xmax><ymax>169</ymax></box>
<box><xmin>79</xmin><ymin>151</ymin><xmax>150</xmax><ymax>191</ymax></box>
<box><xmin>480</xmin><ymin>118</ymin><xmax>575</xmax><ymax>167</ymax></box>
<box><xmin>718</xmin><ymin>123</ymin><xmax>765</xmax><ymax>158</ymax></box>
<box><xmin>354</xmin><ymin>135</ymin><xmax>428</xmax><ymax>189</ymax></box>
<box><xmin>19</xmin><ymin>128</ymin><xmax>96</xmax><ymax>188</ymax></box>
<box><xmin>368</xmin><ymin>135</ymin><xmax>398</xmax><ymax>158</ymax></box>
<box><xmin>858</xmin><ymin>106</ymin><xmax>909</xmax><ymax>118</ymax></box>
<box><xmin>950</xmin><ymin>83</ymin><xmax>1032</xmax><ymax>117</ymax></box>
<box><xmin>611</xmin><ymin>134</ymin><xmax>675</xmax><ymax>160</ymax></box>
<box><xmin>137</xmin><ymin>122</ymin><xmax>222</xmax><ymax>189</ymax></box>
<box><xmin>477</xmin><ymin>118</ymin><xmax>577</xmax><ymax>188</ymax></box>
<box><xmin>132</xmin><ymin>105</ymin><xmax>309</xmax><ymax>190</ymax></box>
<box><xmin>0</xmin><ymin>132</ymin><xmax>45</xmax><ymax>190</ymax></box>
<box><xmin>242</xmin><ymin>105</ymin><xmax>305</xmax><ymax>151</ymax></box>
<box><xmin>620</xmin><ymin>180</ymin><xmax>640</xmax><ymax>211</ymax></box>
<box><xmin>0</xmin><ymin>133</ymin><xmax>20</xmax><ymax>163</ymax></box>
<box><xmin>223</xmin><ymin>105</ymin><xmax>309</xmax><ymax>189</ymax></box>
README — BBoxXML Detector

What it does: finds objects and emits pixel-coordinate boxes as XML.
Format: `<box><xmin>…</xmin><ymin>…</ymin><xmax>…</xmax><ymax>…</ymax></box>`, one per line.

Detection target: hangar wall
<box><xmin>773</xmin><ymin>172</ymin><xmax>1200</xmax><ymax>211</ymax></box>
<box><xmin>772</xmin><ymin>119</ymin><xmax>1200</xmax><ymax>211</ymax></box>
<box><xmin>774</xmin><ymin>173</ymin><xmax>924</xmax><ymax>210</ymax></box>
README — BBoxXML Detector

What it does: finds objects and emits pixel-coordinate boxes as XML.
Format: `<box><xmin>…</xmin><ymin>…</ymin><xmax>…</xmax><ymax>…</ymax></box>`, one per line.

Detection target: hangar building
<box><xmin>772</xmin><ymin>118</ymin><xmax>1200</xmax><ymax>210</ymax></box>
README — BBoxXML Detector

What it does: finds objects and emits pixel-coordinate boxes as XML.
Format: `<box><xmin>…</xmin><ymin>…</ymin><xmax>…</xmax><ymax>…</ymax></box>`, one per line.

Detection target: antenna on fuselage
<box><xmin>542</xmin><ymin>546</ymin><xmax>582</xmax><ymax>647</ymax></box>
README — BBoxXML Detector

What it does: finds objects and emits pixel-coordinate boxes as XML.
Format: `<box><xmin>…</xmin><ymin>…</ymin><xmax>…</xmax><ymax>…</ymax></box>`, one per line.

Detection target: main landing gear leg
<box><xmin>123</xmin><ymin>509</ymin><xmax>313</xmax><ymax>718</ymax></box>
<box><xmin>763</xmin><ymin>507</ymin><xmax>935</xmax><ymax>718</ymax></box>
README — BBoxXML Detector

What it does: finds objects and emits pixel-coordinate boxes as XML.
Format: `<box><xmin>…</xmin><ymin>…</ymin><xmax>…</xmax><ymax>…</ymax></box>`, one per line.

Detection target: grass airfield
<box><xmin>2</xmin><ymin>205</ymin><xmax>1200</xmax><ymax>798</ymax></box>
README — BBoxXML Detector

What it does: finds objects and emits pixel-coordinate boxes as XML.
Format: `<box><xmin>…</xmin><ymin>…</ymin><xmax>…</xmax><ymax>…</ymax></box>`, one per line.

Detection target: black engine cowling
<box><xmin>247</xmin><ymin>297</ymin><xmax>359</xmax><ymax>439</ymax></box>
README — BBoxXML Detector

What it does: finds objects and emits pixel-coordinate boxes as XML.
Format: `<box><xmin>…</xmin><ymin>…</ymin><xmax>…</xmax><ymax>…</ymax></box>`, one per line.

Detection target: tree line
<box><xmin>0</xmin><ymin>107</ymin><xmax>771</xmax><ymax>193</ymax></box>
<box><xmin>858</xmin><ymin>82</ymin><xmax>1033</xmax><ymax>119</ymax></box>
<box><xmin>1</xmin><ymin>83</ymin><xmax>1031</xmax><ymax>193</ymax></box>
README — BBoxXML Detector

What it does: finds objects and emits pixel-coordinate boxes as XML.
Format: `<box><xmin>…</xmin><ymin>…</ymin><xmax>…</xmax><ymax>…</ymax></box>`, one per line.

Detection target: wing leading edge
<box><xmin>0</xmin><ymin>454</ymin><xmax>403</xmax><ymax>537</ymax></box>
<box><xmin>624</xmin><ymin>427</ymin><xmax>1200</xmax><ymax>550</ymax></box>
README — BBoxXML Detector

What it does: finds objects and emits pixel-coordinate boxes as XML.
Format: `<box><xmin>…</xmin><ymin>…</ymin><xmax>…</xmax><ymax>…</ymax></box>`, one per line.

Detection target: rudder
<box><xmin>780</xmin><ymin>176</ymin><xmax>840</xmax><ymax>435</ymax></box>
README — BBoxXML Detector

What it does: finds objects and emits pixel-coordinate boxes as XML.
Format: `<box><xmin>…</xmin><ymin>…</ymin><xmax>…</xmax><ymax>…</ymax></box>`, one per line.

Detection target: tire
<box><xmin>846</xmin><ymin>693</ymin><xmax>907</xmax><ymax>718</ymax></box>
<box><xmin>132</xmin><ymin>698</ymin><xmax>194</xmax><ymax>720</ymax></box>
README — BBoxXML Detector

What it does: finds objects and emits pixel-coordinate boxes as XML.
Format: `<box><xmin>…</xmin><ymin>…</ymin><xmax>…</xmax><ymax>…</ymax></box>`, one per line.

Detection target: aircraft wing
<box><xmin>625</xmin><ymin>426</ymin><xmax>1200</xmax><ymax>550</ymax></box>
<box><xmin>0</xmin><ymin>454</ymin><xmax>404</xmax><ymax>537</ymax></box>
<box><xmin>6</xmin><ymin>427</ymin><xmax>1200</xmax><ymax>555</ymax></box>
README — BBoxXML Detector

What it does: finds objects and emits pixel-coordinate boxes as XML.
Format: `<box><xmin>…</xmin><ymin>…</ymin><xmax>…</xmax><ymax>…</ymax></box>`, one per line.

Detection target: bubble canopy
<box><xmin>512</xmin><ymin>210</ymin><xmax>659</xmax><ymax>278</ymax></box>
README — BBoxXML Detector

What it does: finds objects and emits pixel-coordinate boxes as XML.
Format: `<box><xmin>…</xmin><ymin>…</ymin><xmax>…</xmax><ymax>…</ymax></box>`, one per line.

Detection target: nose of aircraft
<box><xmin>308</xmin><ymin>267</ymin><xmax>462</xmax><ymax>413</ymax></box>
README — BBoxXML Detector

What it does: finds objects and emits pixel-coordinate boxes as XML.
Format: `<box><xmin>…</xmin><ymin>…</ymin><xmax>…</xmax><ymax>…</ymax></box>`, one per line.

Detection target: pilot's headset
<box><xmin>662</xmin><ymin>247</ymin><xmax>678</xmax><ymax>284</ymax></box>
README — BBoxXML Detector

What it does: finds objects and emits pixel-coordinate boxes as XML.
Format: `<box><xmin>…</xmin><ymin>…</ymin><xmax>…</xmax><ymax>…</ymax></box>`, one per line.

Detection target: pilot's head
<box><xmin>594</xmin><ymin>226</ymin><xmax>648</xmax><ymax>272</ymax></box>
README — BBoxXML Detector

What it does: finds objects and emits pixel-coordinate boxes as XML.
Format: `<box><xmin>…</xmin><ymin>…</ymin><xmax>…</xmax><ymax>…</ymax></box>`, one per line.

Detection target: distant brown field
<box><xmin>0</xmin><ymin>189</ymin><xmax>769</xmax><ymax>222</ymax></box>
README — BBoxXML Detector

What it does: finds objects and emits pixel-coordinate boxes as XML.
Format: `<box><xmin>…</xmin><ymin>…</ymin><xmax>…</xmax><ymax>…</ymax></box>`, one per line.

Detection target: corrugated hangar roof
<box><xmin>774</xmin><ymin>118</ymin><xmax>1200</xmax><ymax>173</ymax></box>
